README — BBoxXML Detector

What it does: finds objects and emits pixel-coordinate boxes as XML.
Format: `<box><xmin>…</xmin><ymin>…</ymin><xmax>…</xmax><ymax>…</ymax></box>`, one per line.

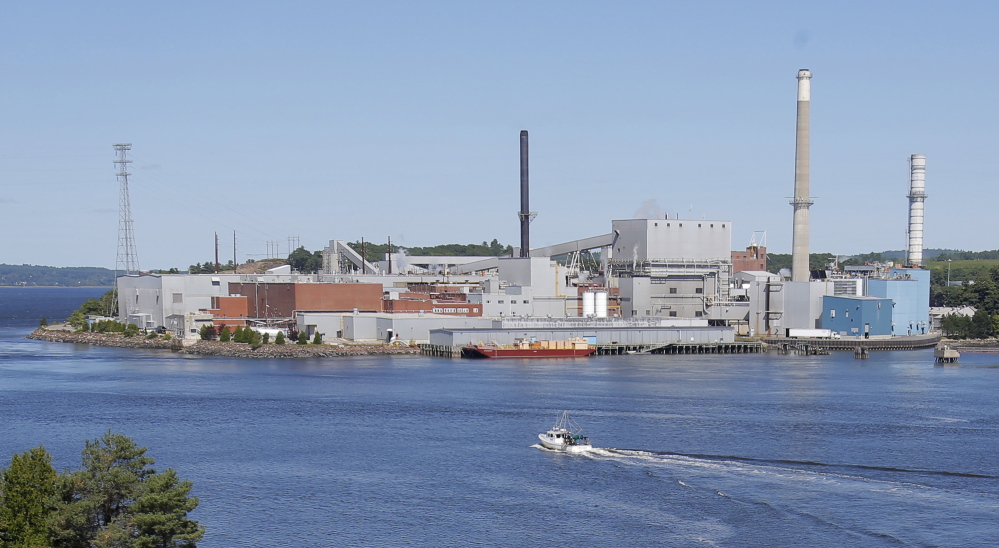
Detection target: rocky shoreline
<box><xmin>26</xmin><ymin>328</ymin><xmax>421</xmax><ymax>359</ymax></box>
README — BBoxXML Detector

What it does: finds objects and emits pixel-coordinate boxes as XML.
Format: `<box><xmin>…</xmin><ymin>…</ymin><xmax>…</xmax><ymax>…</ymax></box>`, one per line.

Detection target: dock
<box><xmin>420</xmin><ymin>341</ymin><xmax>767</xmax><ymax>358</ymax></box>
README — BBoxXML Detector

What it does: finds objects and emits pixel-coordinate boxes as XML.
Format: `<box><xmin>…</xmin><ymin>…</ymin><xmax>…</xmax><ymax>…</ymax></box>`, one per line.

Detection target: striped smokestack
<box><xmin>907</xmin><ymin>154</ymin><xmax>926</xmax><ymax>267</ymax></box>
<box><xmin>790</xmin><ymin>69</ymin><xmax>813</xmax><ymax>282</ymax></box>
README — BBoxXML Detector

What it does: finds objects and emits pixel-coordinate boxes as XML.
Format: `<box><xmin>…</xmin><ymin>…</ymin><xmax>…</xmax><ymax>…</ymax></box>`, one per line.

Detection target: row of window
<box><xmin>667</xmin><ymin>288</ymin><xmax>703</xmax><ymax>294</ymax></box>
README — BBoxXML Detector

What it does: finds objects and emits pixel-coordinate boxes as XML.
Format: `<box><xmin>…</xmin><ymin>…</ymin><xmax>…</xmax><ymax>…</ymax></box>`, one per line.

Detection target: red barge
<box><xmin>461</xmin><ymin>338</ymin><xmax>596</xmax><ymax>359</ymax></box>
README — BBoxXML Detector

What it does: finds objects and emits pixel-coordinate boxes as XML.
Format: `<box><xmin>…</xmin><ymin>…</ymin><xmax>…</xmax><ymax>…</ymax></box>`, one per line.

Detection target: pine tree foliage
<box><xmin>2</xmin><ymin>432</ymin><xmax>204</xmax><ymax>548</ymax></box>
<box><xmin>0</xmin><ymin>446</ymin><xmax>58</xmax><ymax>547</ymax></box>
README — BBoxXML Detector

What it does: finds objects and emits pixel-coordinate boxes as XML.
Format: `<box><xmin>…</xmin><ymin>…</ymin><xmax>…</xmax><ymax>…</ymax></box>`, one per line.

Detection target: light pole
<box><xmin>947</xmin><ymin>259</ymin><xmax>952</xmax><ymax>287</ymax></box>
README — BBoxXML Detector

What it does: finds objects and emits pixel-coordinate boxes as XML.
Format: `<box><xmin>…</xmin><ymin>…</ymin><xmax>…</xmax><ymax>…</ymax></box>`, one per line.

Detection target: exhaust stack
<box><xmin>907</xmin><ymin>154</ymin><xmax>926</xmax><ymax>267</ymax></box>
<box><xmin>790</xmin><ymin>69</ymin><xmax>813</xmax><ymax>282</ymax></box>
<box><xmin>519</xmin><ymin>130</ymin><xmax>531</xmax><ymax>258</ymax></box>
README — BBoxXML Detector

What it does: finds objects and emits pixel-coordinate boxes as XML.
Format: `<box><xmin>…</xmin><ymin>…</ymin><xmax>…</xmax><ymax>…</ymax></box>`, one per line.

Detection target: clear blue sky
<box><xmin>2</xmin><ymin>1</ymin><xmax>996</xmax><ymax>269</ymax></box>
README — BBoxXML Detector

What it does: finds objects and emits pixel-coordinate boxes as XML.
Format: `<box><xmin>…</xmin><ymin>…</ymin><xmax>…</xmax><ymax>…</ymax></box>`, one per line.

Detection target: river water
<box><xmin>2</xmin><ymin>287</ymin><xmax>998</xmax><ymax>546</ymax></box>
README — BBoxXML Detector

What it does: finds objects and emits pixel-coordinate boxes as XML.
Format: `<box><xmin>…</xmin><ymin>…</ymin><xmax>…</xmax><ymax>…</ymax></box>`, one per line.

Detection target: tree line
<box><xmin>0</xmin><ymin>432</ymin><xmax>203</xmax><ymax>547</ymax></box>
<box><xmin>0</xmin><ymin>265</ymin><xmax>114</xmax><ymax>287</ymax></box>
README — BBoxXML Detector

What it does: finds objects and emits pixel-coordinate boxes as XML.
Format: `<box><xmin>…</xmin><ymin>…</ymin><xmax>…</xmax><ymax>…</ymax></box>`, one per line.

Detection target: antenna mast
<box><xmin>114</xmin><ymin>144</ymin><xmax>140</xmax><ymax>276</ymax></box>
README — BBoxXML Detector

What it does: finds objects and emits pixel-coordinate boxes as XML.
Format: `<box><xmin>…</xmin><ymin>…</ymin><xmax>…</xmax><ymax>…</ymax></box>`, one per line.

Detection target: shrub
<box><xmin>123</xmin><ymin>323</ymin><xmax>140</xmax><ymax>337</ymax></box>
<box><xmin>275</xmin><ymin>332</ymin><xmax>286</xmax><ymax>345</ymax></box>
<box><xmin>219</xmin><ymin>326</ymin><xmax>231</xmax><ymax>342</ymax></box>
<box><xmin>297</xmin><ymin>332</ymin><xmax>308</xmax><ymax>345</ymax></box>
<box><xmin>312</xmin><ymin>331</ymin><xmax>322</xmax><ymax>345</ymax></box>
<box><xmin>39</xmin><ymin>317</ymin><xmax>48</xmax><ymax>327</ymax></box>
<box><xmin>262</xmin><ymin>333</ymin><xmax>270</xmax><ymax>344</ymax></box>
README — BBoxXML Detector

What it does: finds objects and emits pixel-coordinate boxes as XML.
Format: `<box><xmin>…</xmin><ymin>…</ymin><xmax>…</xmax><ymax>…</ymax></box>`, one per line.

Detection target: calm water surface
<box><xmin>1</xmin><ymin>287</ymin><xmax>998</xmax><ymax>546</ymax></box>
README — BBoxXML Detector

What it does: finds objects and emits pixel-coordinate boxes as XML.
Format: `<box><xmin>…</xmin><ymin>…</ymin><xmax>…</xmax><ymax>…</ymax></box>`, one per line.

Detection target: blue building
<box><xmin>866</xmin><ymin>268</ymin><xmax>930</xmax><ymax>335</ymax></box>
<box><xmin>822</xmin><ymin>296</ymin><xmax>893</xmax><ymax>337</ymax></box>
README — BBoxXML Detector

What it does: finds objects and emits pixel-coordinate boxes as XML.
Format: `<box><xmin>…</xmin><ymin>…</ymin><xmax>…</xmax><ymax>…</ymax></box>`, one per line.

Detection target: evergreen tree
<box><xmin>297</xmin><ymin>332</ymin><xmax>308</xmax><ymax>345</ymax></box>
<box><xmin>274</xmin><ymin>332</ymin><xmax>286</xmax><ymax>345</ymax></box>
<box><xmin>47</xmin><ymin>432</ymin><xmax>203</xmax><ymax>548</ymax></box>
<box><xmin>218</xmin><ymin>326</ymin><xmax>231</xmax><ymax>342</ymax></box>
<box><xmin>0</xmin><ymin>446</ymin><xmax>58</xmax><ymax>547</ymax></box>
<box><xmin>311</xmin><ymin>332</ymin><xmax>322</xmax><ymax>345</ymax></box>
<box><xmin>129</xmin><ymin>469</ymin><xmax>204</xmax><ymax>548</ymax></box>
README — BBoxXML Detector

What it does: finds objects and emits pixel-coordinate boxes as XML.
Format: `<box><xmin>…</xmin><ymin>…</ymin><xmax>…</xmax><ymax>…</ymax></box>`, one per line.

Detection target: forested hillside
<box><xmin>0</xmin><ymin>264</ymin><xmax>114</xmax><ymax>286</ymax></box>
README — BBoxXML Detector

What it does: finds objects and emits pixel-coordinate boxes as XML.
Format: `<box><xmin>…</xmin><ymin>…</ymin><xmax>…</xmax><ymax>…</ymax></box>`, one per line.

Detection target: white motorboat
<box><xmin>538</xmin><ymin>411</ymin><xmax>592</xmax><ymax>453</ymax></box>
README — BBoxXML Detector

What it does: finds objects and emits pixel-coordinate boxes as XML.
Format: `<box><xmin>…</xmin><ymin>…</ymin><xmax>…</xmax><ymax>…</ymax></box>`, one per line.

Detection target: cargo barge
<box><xmin>461</xmin><ymin>338</ymin><xmax>595</xmax><ymax>359</ymax></box>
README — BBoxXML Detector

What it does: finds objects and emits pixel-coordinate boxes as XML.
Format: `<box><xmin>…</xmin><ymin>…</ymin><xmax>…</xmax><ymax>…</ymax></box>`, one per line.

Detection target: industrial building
<box><xmin>115</xmin><ymin>71</ymin><xmax>932</xmax><ymax>347</ymax></box>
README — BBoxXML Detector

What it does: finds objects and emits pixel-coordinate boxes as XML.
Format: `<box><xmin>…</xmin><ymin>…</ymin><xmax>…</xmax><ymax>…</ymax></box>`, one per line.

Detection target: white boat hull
<box><xmin>538</xmin><ymin>433</ymin><xmax>592</xmax><ymax>453</ymax></box>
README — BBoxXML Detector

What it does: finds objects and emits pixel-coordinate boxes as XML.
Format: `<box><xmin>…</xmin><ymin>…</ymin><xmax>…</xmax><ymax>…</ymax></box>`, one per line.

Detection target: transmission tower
<box><xmin>114</xmin><ymin>144</ymin><xmax>140</xmax><ymax>276</ymax></box>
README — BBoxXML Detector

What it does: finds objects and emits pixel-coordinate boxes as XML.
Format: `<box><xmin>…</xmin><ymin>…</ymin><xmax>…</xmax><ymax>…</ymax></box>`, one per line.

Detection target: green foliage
<box><xmin>162</xmin><ymin>333</ymin><xmax>172</xmax><ymax>341</ymax></box>
<box><xmin>296</xmin><ymin>332</ymin><xmax>308</xmax><ymax>345</ymax></box>
<box><xmin>44</xmin><ymin>431</ymin><xmax>204</xmax><ymax>548</ymax></box>
<box><xmin>287</xmin><ymin>247</ymin><xmax>323</xmax><ymax>274</ymax></box>
<box><xmin>92</xmin><ymin>320</ymin><xmax>126</xmax><ymax>333</ymax></box>
<box><xmin>232</xmin><ymin>326</ymin><xmax>245</xmax><ymax>343</ymax></box>
<box><xmin>0</xmin><ymin>446</ymin><xmax>58</xmax><ymax>547</ymax></box>
<box><xmin>123</xmin><ymin>324</ymin><xmax>140</xmax><ymax>338</ymax></box>
<box><xmin>39</xmin><ymin>317</ymin><xmax>48</xmax><ymax>327</ymax></box>
<box><xmin>218</xmin><ymin>326</ymin><xmax>231</xmax><ymax>342</ymax></box>
<box><xmin>145</xmin><ymin>332</ymin><xmax>157</xmax><ymax>340</ymax></box>
<box><xmin>129</xmin><ymin>469</ymin><xmax>204</xmax><ymax>547</ymax></box>
<box><xmin>198</xmin><ymin>325</ymin><xmax>216</xmax><ymax>341</ymax></box>
<box><xmin>311</xmin><ymin>331</ymin><xmax>322</xmax><ymax>345</ymax></box>
<box><xmin>0</xmin><ymin>264</ymin><xmax>113</xmax><ymax>287</ymax></box>
<box><xmin>274</xmin><ymin>332</ymin><xmax>286</xmax><ymax>345</ymax></box>
<box><xmin>67</xmin><ymin>310</ymin><xmax>88</xmax><ymax>331</ymax></box>
<box><xmin>941</xmin><ymin>310</ymin><xmax>997</xmax><ymax>339</ymax></box>
<box><xmin>261</xmin><ymin>333</ymin><xmax>269</xmax><ymax>345</ymax></box>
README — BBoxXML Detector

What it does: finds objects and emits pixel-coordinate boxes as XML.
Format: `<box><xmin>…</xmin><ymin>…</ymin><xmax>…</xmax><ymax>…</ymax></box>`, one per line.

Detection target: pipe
<box><xmin>907</xmin><ymin>154</ymin><xmax>926</xmax><ymax>267</ymax></box>
<box><xmin>791</xmin><ymin>69</ymin><xmax>813</xmax><ymax>282</ymax></box>
<box><xmin>519</xmin><ymin>130</ymin><xmax>530</xmax><ymax>258</ymax></box>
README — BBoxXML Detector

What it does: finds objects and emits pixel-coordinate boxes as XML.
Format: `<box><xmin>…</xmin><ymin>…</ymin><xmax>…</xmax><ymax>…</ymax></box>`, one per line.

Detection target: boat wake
<box><xmin>553</xmin><ymin>447</ymin><xmax>999</xmax><ymax>545</ymax></box>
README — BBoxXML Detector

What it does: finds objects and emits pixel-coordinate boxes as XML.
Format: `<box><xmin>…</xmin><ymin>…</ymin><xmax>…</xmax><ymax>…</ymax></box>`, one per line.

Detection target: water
<box><xmin>2</xmin><ymin>288</ymin><xmax>998</xmax><ymax>546</ymax></box>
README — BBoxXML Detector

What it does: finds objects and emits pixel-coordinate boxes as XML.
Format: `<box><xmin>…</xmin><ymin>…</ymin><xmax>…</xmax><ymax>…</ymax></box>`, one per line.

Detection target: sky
<box><xmin>2</xmin><ymin>1</ymin><xmax>997</xmax><ymax>269</ymax></box>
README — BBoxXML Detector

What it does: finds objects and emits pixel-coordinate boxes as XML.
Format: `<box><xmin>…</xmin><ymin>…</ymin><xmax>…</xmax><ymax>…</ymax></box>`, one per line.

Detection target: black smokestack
<box><xmin>519</xmin><ymin>130</ymin><xmax>530</xmax><ymax>258</ymax></box>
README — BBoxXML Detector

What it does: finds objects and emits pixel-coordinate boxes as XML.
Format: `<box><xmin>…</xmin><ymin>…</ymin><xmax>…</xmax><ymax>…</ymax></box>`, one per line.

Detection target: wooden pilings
<box><xmin>419</xmin><ymin>344</ymin><xmax>462</xmax><ymax>358</ymax></box>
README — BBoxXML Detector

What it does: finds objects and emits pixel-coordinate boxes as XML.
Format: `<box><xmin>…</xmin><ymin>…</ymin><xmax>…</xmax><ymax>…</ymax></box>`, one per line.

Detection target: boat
<box><xmin>462</xmin><ymin>337</ymin><xmax>596</xmax><ymax>359</ymax></box>
<box><xmin>538</xmin><ymin>411</ymin><xmax>592</xmax><ymax>453</ymax></box>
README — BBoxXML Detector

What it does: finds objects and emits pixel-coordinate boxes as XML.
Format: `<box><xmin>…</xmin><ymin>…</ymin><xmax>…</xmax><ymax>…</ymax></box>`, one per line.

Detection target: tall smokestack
<box><xmin>907</xmin><ymin>154</ymin><xmax>926</xmax><ymax>267</ymax></box>
<box><xmin>519</xmin><ymin>130</ymin><xmax>530</xmax><ymax>258</ymax></box>
<box><xmin>790</xmin><ymin>69</ymin><xmax>813</xmax><ymax>282</ymax></box>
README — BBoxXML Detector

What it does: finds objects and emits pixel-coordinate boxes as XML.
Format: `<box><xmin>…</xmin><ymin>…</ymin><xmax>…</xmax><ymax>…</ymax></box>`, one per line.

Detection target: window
<box><xmin>498</xmin><ymin>300</ymin><xmax>505</xmax><ymax>304</ymax></box>
<box><xmin>695</xmin><ymin>288</ymin><xmax>703</xmax><ymax>294</ymax></box>
<box><xmin>668</xmin><ymin>311</ymin><xmax>677</xmax><ymax>317</ymax></box>
<box><xmin>669</xmin><ymin>287</ymin><xmax>677</xmax><ymax>294</ymax></box>
<box><xmin>694</xmin><ymin>311</ymin><xmax>703</xmax><ymax>317</ymax></box>
<box><xmin>523</xmin><ymin>300</ymin><xmax>529</xmax><ymax>304</ymax></box>
<box><xmin>830</xmin><ymin>310</ymin><xmax>836</xmax><ymax>319</ymax></box>
<box><xmin>172</xmin><ymin>293</ymin><xmax>183</xmax><ymax>304</ymax></box>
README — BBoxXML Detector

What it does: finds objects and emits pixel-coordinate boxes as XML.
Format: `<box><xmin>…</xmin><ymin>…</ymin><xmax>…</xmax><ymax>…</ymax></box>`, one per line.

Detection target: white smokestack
<box><xmin>907</xmin><ymin>154</ymin><xmax>926</xmax><ymax>267</ymax></box>
<box><xmin>790</xmin><ymin>69</ymin><xmax>813</xmax><ymax>282</ymax></box>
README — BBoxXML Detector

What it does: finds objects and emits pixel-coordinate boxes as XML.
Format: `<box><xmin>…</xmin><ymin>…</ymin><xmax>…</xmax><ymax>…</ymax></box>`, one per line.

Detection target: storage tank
<box><xmin>595</xmin><ymin>291</ymin><xmax>609</xmax><ymax>318</ymax></box>
<box><xmin>582</xmin><ymin>292</ymin><xmax>596</xmax><ymax>317</ymax></box>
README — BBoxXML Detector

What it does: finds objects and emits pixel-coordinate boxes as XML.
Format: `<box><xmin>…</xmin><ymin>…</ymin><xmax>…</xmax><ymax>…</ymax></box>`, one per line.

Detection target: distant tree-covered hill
<box><xmin>0</xmin><ymin>264</ymin><xmax>114</xmax><ymax>286</ymax></box>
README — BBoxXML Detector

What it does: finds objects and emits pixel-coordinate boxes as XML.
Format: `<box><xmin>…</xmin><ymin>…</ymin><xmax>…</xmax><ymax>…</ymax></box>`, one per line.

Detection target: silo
<box><xmin>595</xmin><ymin>292</ymin><xmax>609</xmax><ymax>318</ymax></box>
<box><xmin>582</xmin><ymin>292</ymin><xmax>596</xmax><ymax>317</ymax></box>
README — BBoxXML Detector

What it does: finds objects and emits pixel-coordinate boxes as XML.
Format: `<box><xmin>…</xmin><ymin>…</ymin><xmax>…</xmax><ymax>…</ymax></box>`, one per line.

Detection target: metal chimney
<box><xmin>790</xmin><ymin>69</ymin><xmax>813</xmax><ymax>282</ymax></box>
<box><xmin>519</xmin><ymin>130</ymin><xmax>531</xmax><ymax>258</ymax></box>
<box><xmin>907</xmin><ymin>154</ymin><xmax>926</xmax><ymax>267</ymax></box>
